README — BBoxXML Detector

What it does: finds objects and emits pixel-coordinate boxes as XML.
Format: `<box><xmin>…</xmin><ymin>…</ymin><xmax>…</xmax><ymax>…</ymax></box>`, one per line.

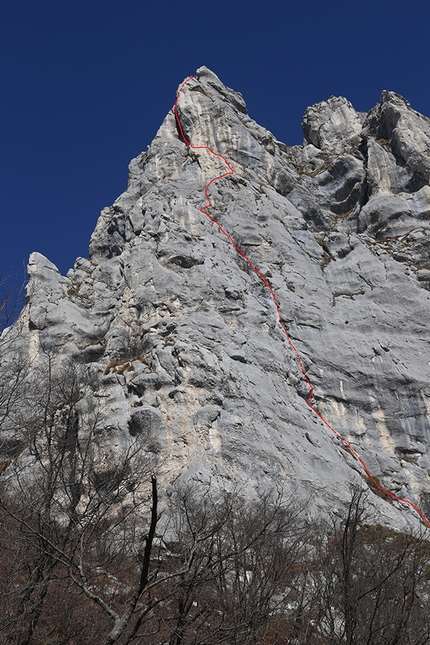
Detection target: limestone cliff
<box><xmin>1</xmin><ymin>67</ymin><xmax>430</xmax><ymax>528</ymax></box>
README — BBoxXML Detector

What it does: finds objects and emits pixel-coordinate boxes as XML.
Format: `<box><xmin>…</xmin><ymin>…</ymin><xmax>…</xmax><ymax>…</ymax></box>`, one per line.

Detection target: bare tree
<box><xmin>314</xmin><ymin>487</ymin><xmax>430</xmax><ymax>645</ymax></box>
<box><xmin>0</xmin><ymin>358</ymin><xmax>156</xmax><ymax>644</ymax></box>
<box><xmin>64</xmin><ymin>482</ymin><xmax>312</xmax><ymax>645</ymax></box>
<box><xmin>0</xmin><ymin>364</ymin><xmax>314</xmax><ymax>645</ymax></box>
<box><xmin>136</xmin><ymin>484</ymin><xmax>312</xmax><ymax>645</ymax></box>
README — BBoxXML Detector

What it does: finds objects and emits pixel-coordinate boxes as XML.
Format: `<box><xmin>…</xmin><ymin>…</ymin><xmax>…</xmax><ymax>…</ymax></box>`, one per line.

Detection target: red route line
<box><xmin>173</xmin><ymin>75</ymin><xmax>430</xmax><ymax>528</ymax></box>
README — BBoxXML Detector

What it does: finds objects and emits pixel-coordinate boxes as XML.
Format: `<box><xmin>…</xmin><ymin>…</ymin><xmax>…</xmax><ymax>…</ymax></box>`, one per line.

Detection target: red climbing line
<box><xmin>173</xmin><ymin>75</ymin><xmax>430</xmax><ymax>528</ymax></box>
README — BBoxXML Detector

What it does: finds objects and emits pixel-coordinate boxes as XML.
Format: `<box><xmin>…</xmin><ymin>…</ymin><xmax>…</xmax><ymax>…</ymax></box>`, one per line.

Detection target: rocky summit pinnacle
<box><xmin>2</xmin><ymin>67</ymin><xmax>430</xmax><ymax>528</ymax></box>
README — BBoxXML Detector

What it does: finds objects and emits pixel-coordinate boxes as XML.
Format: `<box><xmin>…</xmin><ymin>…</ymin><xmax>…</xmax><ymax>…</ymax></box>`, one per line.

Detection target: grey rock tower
<box><xmin>1</xmin><ymin>67</ymin><xmax>430</xmax><ymax>527</ymax></box>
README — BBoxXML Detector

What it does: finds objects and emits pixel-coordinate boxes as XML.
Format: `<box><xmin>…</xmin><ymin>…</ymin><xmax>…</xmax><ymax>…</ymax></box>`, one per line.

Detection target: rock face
<box><xmin>2</xmin><ymin>67</ymin><xmax>430</xmax><ymax>528</ymax></box>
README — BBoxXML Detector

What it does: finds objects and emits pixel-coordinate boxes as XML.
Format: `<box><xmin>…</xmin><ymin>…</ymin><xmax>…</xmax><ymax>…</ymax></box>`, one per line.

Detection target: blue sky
<box><xmin>1</xmin><ymin>0</ymin><xmax>430</xmax><ymax>298</ymax></box>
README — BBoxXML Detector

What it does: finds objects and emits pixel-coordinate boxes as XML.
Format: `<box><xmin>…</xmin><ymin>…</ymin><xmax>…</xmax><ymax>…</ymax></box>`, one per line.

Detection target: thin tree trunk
<box><xmin>102</xmin><ymin>476</ymin><xmax>158</xmax><ymax>645</ymax></box>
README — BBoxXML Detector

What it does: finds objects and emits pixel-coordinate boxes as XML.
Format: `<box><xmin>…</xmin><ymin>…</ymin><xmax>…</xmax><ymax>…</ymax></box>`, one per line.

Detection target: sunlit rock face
<box><xmin>2</xmin><ymin>67</ymin><xmax>430</xmax><ymax>528</ymax></box>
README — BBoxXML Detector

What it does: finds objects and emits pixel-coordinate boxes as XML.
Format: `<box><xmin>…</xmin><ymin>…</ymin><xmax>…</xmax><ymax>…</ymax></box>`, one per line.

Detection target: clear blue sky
<box><xmin>1</xmin><ymin>0</ymin><xmax>429</xmax><ymax>295</ymax></box>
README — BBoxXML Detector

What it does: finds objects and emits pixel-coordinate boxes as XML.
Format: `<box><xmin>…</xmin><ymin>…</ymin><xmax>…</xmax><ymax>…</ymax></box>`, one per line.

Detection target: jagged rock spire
<box><xmin>2</xmin><ymin>68</ymin><xmax>430</xmax><ymax>527</ymax></box>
